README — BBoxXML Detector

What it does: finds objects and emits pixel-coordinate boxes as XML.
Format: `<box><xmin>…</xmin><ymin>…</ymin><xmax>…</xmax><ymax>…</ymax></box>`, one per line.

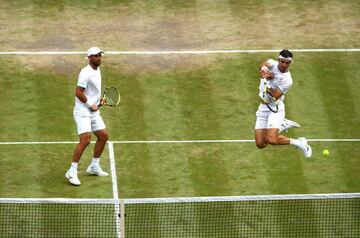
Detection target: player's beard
<box><xmin>94</xmin><ymin>61</ymin><xmax>101</xmax><ymax>68</ymax></box>
<box><xmin>90</xmin><ymin>58</ymin><xmax>101</xmax><ymax>69</ymax></box>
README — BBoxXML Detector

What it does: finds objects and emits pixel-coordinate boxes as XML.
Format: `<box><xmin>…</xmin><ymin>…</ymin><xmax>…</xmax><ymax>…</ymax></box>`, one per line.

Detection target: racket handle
<box><xmin>97</xmin><ymin>98</ymin><xmax>105</xmax><ymax>108</ymax></box>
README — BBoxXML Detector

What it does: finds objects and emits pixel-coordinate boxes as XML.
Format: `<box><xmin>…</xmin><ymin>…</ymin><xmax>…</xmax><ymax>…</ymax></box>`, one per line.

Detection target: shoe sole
<box><xmin>285</xmin><ymin>120</ymin><xmax>300</xmax><ymax>128</ymax></box>
<box><xmin>86</xmin><ymin>169</ymin><xmax>109</xmax><ymax>177</ymax></box>
<box><xmin>305</xmin><ymin>145</ymin><xmax>312</xmax><ymax>158</ymax></box>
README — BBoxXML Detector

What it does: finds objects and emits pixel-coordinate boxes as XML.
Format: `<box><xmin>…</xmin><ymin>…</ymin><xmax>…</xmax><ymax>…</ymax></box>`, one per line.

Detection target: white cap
<box><xmin>87</xmin><ymin>47</ymin><xmax>104</xmax><ymax>56</ymax></box>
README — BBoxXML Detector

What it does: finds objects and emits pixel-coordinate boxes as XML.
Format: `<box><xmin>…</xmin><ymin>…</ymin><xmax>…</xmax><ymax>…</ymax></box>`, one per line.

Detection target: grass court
<box><xmin>0</xmin><ymin>0</ymin><xmax>359</xmax><ymax>237</ymax></box>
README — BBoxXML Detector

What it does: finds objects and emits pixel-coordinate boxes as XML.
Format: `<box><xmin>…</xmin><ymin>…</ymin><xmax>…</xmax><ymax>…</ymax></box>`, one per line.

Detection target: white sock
<box><xmin>70</xmin><ymin>162</ymin><xmax>78</xmax><ymax>172</ymax></box>
<box><xmin>290</xmin><ymin>138</ymin><xmax>301</xmax><ymax>148</ymax></box>
<box><xmin>91</xmin><ymin>158</ymin><xmax>100</xmax><ymax>167</ymax></box>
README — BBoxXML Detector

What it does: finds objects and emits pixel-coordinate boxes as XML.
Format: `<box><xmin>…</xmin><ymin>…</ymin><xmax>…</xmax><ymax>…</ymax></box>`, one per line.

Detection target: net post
<box><xmin>120</xmin><ymin>199</ymin><xmax>125</xmax><ymax>238</ymax></box>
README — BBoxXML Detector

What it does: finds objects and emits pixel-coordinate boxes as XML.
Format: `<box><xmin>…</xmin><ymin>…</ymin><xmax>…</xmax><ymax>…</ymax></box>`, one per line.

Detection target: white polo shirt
<box><xmin>265</xmin><ymin>59</ymin><xmax>293</xmax><ymax>102</ymax></box>
<box><xmin>74</xmin><ymin>65</ymin><xmax>102</xmax><ymax>116</ymax></box>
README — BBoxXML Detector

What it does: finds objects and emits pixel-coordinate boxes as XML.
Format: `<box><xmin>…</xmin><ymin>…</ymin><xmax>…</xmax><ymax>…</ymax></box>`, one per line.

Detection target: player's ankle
<box><xmin>289</xmin><ymin>138</ymin><xmax>301</xmax><ymax>148</ymax></box>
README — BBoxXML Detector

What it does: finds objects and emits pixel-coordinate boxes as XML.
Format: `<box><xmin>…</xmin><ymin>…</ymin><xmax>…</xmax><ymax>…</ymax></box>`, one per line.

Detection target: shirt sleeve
<box><xmin>266</xmin><ymin>59</ymin><xmax>277</xmax><ymax>70</ymax></box>
<box><xmin>277</xmin><ymin>77</ymin><xmax>292</xmax><ymax>94</ymax></box>
<box><xmin>77</xmin><ymin>70</ymin><xmax>88</xmax><ymax>88</ymax></box>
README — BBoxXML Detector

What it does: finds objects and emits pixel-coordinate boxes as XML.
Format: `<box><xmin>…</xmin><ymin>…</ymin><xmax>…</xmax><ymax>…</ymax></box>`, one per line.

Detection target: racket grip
<box><xmin>97</xmin><ymin>98</ymin><xmax>106</xmax><ymax>108</ymax></box>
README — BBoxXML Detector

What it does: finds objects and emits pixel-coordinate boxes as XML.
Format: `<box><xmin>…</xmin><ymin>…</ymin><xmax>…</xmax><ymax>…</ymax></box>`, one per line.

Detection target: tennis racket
<box><xmin>98</xmin><ymin>86</ymin><xmax>120</xmax><ymax>107</ymax></box>
<box><xmin>259</xmin><ymin>78</ymin><xmax>279</xmax><ymax>113</ymax></box>
<box><xmin>265</xmin><ymin>101</ymin><xmax>279</xmax><ymax>113</ymax></box>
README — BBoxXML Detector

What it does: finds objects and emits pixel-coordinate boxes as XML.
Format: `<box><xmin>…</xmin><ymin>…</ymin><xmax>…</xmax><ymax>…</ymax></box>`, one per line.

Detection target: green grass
<box><xmin>0</xmin><ymin>52</ymin><xmax>359</xmax><ymax>199</ymax></box>
<box><xmin>1</xmin><ymin>0</ymin><xmax>359</xmax><ymax>51</ymax></box>
<box><xmin>0</xmin><ymin>144</ymin><xmax>112</xmax><ymax>198</ymax></box>
<box><xmin>1</xmin><ymin>52</ymin><xmax>359</xmax><ymax>236</ymax></box>
<box><xmin>1</xmin><ymin>1</ymin><xmax>360</xmax><ymax>236</ymax></box>
<box><xmin>1</xmin><ymin>53</ymin><xmax>359</xmax><ymax>238</ymax></box>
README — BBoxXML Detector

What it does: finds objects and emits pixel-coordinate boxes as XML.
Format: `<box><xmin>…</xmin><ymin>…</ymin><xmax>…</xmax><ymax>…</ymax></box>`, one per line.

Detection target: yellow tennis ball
<box><xmin>322</xmin><ymin>149</ymin><xmax>329</xmax><ymax>156</ymax></box>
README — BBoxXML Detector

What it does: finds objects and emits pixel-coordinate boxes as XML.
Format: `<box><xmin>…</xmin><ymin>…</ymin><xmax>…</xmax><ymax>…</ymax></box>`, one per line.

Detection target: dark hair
<box><xmin>279</xmin><ymin>49</ymin><xmax>293</xmax><ymax>58</ymax></box>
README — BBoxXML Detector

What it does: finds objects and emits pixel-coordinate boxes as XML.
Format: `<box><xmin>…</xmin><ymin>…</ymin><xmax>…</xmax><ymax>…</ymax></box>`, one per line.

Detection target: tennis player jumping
<box><xmin>255</xmin><ymin>50</ymin><xmax>312</xmax><ymax>158</ymax></box>
<box><xmin>65</xmin><ymin>47</ymin><xmax>109</xmax><ymax>186</ymax></box>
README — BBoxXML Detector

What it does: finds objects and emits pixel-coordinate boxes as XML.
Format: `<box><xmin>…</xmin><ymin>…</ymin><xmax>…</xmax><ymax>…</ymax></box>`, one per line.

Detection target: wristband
<box><xmin>85</xmin><ymin>101</ymin><xmax>92</xmax><ymax>108</ymax></box>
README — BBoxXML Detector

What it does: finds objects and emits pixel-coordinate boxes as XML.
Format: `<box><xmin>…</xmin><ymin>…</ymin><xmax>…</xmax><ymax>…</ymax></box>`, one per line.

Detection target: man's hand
<box><xmin>89</xmin><ymin>104</ymin><xmax>99</xmax><ymax>112</ymax></box>
<box><xmin>100</xmin><ymin>98</ymin><xmax>107</xmax><ymax>106</ymax></box>
<box><xmin>260</xmin><ymin>65</ymin><xmax>274</xmax><ymax>79</ymax></box>
<box><xmin>96</xmin><ymin>98</ymin><xmax>107</xmax><ymax>108</ymax></box>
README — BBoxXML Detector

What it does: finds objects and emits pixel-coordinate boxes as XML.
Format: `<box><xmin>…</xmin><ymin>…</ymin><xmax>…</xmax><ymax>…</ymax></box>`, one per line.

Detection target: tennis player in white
<box><xmin>255</xmin><ymin>50</ymin><xmax>312</xmax><ymax>158</ymax></box>
<box><xmin>65</xmin><ymin>47</ymin><xmax>109</xmax><ymax>186</ymax></box>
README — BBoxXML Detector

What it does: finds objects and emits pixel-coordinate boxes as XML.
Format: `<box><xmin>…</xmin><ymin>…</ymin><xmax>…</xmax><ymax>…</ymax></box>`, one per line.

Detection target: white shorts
<box><xmin>255</xmin><ymin>102</ymin><xmax>285</xmax><ymax>129</ymax></box>
<box><xmin>74</xmin><ymin>113</ymin><xmax>106</xmax><ymax>135</ymax></box>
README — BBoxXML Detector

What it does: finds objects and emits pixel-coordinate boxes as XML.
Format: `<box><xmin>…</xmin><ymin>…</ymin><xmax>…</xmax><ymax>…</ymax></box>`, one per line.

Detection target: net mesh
<box><xmin>124</xmin><ymin>196</ymin><xmax>360</xmax><ymax>238</ymax></box>
<box><xmin>1</xmin><ymin>195</ymin><xmax>359</xmax><ymax>238</ymax></box>
<box><xmin>0</xmin><ymin>201</ymin><xmax>119</xmax><ymax>238</ymax></box>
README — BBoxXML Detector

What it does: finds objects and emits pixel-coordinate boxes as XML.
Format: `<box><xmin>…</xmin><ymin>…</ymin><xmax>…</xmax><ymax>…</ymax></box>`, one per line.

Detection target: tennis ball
<box><xmin>322</xmin><ymin>149</ymin><xmax>329</xmax><ymax>156</ymax></box>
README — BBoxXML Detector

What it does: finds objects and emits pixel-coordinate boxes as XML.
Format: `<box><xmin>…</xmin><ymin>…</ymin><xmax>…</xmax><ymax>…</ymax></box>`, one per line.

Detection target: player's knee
<box><xmin>80</xmin><ymin>136</ymin><xmax>91</xmax><ymax>146</ymax></box>
<box><xmin>256</xmin><ymin>144</ymin><xmax>266</xmax><ymax>149</ymax></box>
<box><xmin>255</xmin><ymin>141</ymin><xmax>267</xmax><ymax>149</ymax></box>
<box><xmin>97</xmin><ymin>131</ymin><xmax>108</xmax><ymax>142</ymax></box>
<box><xmin>102</xmin><ymin>133</ymin><xmax>109</xmax><ymax>142</ymax></box>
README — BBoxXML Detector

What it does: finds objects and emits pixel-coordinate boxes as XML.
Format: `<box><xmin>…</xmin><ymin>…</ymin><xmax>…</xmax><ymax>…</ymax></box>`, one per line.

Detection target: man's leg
<box><xmin>86</xmin><ymin>129</ymin><xmax>109</xmax><ymax>176</ymax></box>
<box><xmin>72</xmin><ymin>132</ymin><xmax>92</xmax><ymax>163</ymax></box>
<box><xmin>255</xmin><ymin>105</ymin><xmax>269</xmax><ymax>149</ymax></box>
<box><xmin>66</xmin><ymin>132</ymin><xmax>92</xmax><ymax>186</ymax></box>
<box><xmin>266</xmin><ymin>128</ymin><xmax>312</xmax><ymax>158</ymax></box>
<box><xmin>93</xmin><ymin>129</ymin><xmax>109</xmax><ymax>158</ymax></box>
<box><xmin>255</xmin><ymin>129</ymin><xmax>268</xmax><ymax>149</ymax></box>
<box><xmin>266</xmin><ymin>128</ymin><xmax>291</xmax><ymax>145</ymax></box>
<box><xmin>266</xmin><ymin>106</ymin><xmax>295</xmax><ymax>146</ymax></box>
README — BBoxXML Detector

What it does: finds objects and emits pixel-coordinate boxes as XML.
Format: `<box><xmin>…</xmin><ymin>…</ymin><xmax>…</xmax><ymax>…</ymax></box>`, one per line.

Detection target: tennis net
<box><xmin>1</xmin><ymin>193</ymin><xmax>359</xmax><ymax>237</ymax></box>
<box><xmin>124</xmin><ymin>193</ymin><xmax>360</xmax><ymax>238</ymax></box>
<box><xmin>0</xmin><ymin>198</ymin><xmax>122</xmax><ymax>238</ymax></box>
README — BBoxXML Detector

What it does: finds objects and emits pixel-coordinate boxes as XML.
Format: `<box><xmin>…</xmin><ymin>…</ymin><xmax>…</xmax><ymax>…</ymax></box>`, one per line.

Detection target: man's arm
<box><xmin>267</xmin><ymin>86</ymin><xmax>283</xmax><ymax>100</ymax></box>
<box><xmin>259</xmin><ymin>61</ymin><xmax>274</xmax><ymax>80</ymax></box>
<box><xmin>259</xmin><ymin>61</ymin><xmax>282</xmax><ymax>100</ymax></box>
<box><xmin>75</xmin><ymin>86</ymin><xmax>99</xmax><ymax>111</ymax></box>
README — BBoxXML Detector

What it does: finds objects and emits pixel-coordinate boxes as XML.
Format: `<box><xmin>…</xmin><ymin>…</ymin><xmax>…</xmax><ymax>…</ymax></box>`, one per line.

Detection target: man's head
<box><xmin>87</xmin><ymin>47</ymin><xmax>104</xmax><ymax>69</ymax></box>
<box><xmin>277</xmin><ymin>49</ymin><xmax>293</xmax><ymax>73</ymax></box>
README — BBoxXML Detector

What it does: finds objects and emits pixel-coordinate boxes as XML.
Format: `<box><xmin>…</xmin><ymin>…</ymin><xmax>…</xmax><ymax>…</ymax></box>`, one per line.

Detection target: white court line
<box><xmin>0</xmin><ymin>141</ymin><xmax>78</xmax><ymax>145</ymax></box>
<box><xmin>108</xmin><ymin>142</ymin><xmax>121</xmax><ymax>238</ymax></box>
<box><xmin>0</xmin><ymin>138</ymin><xmax>359</xmax><ymax>145</ymax></box>
<box><xmin>109</xmin><ymin>142</ymin><xmax>119</xmax><ymax>200</ymax></box>
<box><xmin>0</xmin><ymin>48</ymin><xmax>359</xmax><ymax>55</ymax></box>
<box><xmin>111</xmin><ymin>139</ymin><xmax>360</xmax><ymax>144</ymax></box>
<box><xmin>125</xmin><ymin>193</ymin><xmax>360</xmax><ymax>204</ymax></box>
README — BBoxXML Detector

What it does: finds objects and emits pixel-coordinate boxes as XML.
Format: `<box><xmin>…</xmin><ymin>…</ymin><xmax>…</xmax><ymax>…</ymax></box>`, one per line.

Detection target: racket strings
<box><xmin>105</xmin><ymin>88</ymin><xmax>120</xmax><ymax>106</ymax></box>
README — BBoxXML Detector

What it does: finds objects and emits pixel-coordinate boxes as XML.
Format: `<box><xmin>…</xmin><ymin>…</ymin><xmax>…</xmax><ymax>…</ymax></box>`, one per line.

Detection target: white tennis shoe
<box><xmin>86</xmin><ymin>165</ymin><xmax>109</xmax><ymax>177</ymax></box>
<box><xmin>280</xmin><ymin>118</ymin><xmax>300</xmax><ymax>133</ymax></box>
<box><xmin>298</xmin><ymin>137</ymin><xmax>312</xmax><ymax>158</ymax></box>
<box><xmin>65</xmin><ymin>170</ymin><xmax>81</xmax><ymax>186</ymax></box>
